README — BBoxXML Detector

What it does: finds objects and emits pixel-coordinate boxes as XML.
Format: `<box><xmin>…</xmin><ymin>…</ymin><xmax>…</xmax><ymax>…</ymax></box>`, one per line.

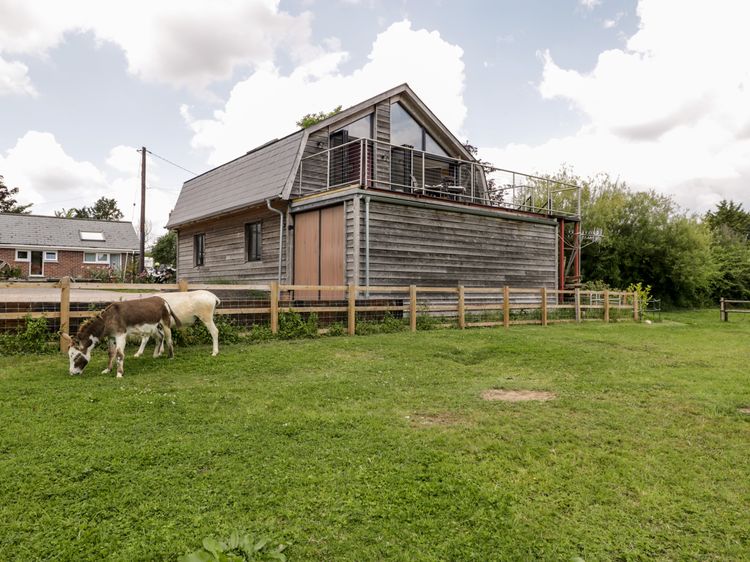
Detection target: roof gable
<box><xmin>166</xmin><ymin>84</ymin><xmax>474</xmax><ymax>228</ymax></box>
<box><xmin>305</xmin><ymin>83</ymin><xmax>473</xmax><ymax>160</ymax></box>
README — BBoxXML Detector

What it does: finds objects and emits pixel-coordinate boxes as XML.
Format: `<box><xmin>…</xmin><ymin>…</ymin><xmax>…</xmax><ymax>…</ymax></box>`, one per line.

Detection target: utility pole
<box><xmin>140</xmin><ymin>146</ymin><xmax>146</xmax><ymax>273</ymax></box>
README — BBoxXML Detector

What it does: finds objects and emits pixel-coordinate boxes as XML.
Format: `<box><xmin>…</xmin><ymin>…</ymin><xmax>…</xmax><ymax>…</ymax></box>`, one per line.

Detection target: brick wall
<box><xmin>0</xmin><ymin>248</ymin><xmax>127</xmax><ymax>279</ymax></box>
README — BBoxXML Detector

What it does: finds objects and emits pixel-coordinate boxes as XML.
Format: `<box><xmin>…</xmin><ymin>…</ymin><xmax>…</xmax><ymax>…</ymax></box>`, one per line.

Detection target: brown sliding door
<box><xmin>293</xmin><ymin>204</ymin><xmax>345</xmax><ymax>300</ymax></box>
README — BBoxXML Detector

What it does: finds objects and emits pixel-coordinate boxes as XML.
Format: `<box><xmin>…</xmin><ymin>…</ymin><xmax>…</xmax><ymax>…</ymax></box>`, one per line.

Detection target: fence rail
<box><xmin>720</xmin><ymin>298</ymin><xmax>750</xmax><ymax>321</ymax></box>
<box><xmin>0</xmin><ymin>278</ymin><xmax>639</xmax><ymax>353</ymax></box>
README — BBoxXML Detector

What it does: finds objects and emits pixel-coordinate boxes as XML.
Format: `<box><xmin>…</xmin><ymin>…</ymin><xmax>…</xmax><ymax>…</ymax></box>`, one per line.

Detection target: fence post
<box><xmin>575</xmin><ymin>288</ymin><xmax>581</xmax><ymax>323</ymax></box>
<box><xmin>458</xmin><ymin>286</ymin><xmax>465</xmax><ymax>329</ymax></box>
<box><xmin>270</xmin><ymin>281</ymin><xmax>279</xmax><ymax>334</ymax></box>
<box><xmin>633</xmin><ymin>292</ymin><xmax>639</xmax><ymax>322</ymax></box>
<box><xmin>348</xmin><ymin>283</ymin><xmax>356</xmax><ymax>336</ymax></box>
<box><xmin>59</xmin><ymin>276</ymin><xmax>71</xmax><ymax>353</ymax></box>
<box><xmin>541</xmin><ymin>287</ymin><xmax>547</xmax><ymax>326</ymax></box>
<box><xmin>503</xmin><ymin>286</ymin><xmax>510</xmax><ymax>329</ymax></box>
<box><xmin>178</xmin><ymin>278</ymin><xmax>188</xmax><ymax>292</ymax></box>
<box><xmin>409</xmin><ymin>285</ymin><xmax>417</xmax><ymax>332</ymax></box>
<box><xmin>603</xmin><ymin>289</ymin><xmax>610</xmax><ymax>323</ymax></box>
<box><xmin>720</xmin><ymin>297</ymin><xmax>726</xmax><ymax>322</ymax></box>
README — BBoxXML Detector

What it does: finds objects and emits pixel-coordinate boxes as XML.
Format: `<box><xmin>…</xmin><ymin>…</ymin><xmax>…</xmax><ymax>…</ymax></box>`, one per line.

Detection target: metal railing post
<box><xmin>364</xmin><ymin>139</ymin><xmax>369</xmax><ymax>188</ymax></box>
<box><xmin>359</xmin><ymin>139</ymin><xmax>365</xmax><ymax>187</ymax></box>
<box><xmin>326</xmin><ymin>148</ymin><xmax>330</xmax><ymax>189</ymax></box>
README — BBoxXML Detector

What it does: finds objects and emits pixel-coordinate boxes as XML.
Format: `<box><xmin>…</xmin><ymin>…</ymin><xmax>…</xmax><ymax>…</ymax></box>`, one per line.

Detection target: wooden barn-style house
<box><xmin>166</xmin><ymin>84</ymin><xmax>582</xmax><ymax>293</ymax></box>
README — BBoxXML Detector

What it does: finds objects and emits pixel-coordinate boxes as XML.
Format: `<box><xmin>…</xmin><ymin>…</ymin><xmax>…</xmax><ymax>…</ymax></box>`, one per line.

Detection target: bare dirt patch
<box><xmin>738</xmin><ymin>407</ymin><xmax>750</xmax><ymax>415</ymax></box>
<box><xmin>407</xmin><ymin>412</ymin><xmax>461</xmax><ymax>427</ymax></box>
<box><xmin>482</xmin><ymin>389</ymin><xmax>556</xmax><ymax>402</ymax></box>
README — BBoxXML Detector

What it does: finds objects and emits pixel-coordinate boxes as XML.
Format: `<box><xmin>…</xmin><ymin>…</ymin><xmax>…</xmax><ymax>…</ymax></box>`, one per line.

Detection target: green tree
<box><xmin>705</xmin><ymin>200</ymin><xmax>750</xmax><ymax>239</ymax></box>
<box><xmin>56</xmin><ymin>196</ymin><xmax>123</xmax><ymax>220</ymax></box>
<box><xmin>540</xmin><ymin>169</ymin><xmax>714</xmax><ymax>306</ymax></box>
<box><xmin>0</xmin><ymin>175</ymin><xmax>33</xmax><ymax>213</ymax></box>
<box><xmin>704</xmin><ymin>200</ymin><xmax>750</xmax><ymax>301</ymax></box>
<box><xmin>151</xmin><ymin>231</ymin><xmax>176</xmax><ymax>266</ymax></box>
<box><xmin>296</xmin><ymin>105</ymin><xmax>342</xmax><ymax>129</ymax></box>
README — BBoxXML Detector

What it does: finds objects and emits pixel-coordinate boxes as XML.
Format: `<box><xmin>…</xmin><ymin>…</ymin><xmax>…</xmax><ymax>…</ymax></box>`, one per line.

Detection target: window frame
<box><xmin>194</xmin><ymin>233</ymin><xmax>205</xmax><ymax>267</ymax></box>
<box><xmin>80</xmin><ymin>231</ymin><xmax>105</xmax><ymax>241</ymax></box>
<box><xmin>83</xmin><ymin>252</ymin><xmax>110</xmax><ymax>264</ymax></box>
<box><xmin>44</xmin><ymin>250</ymin><xmax>58</xmax><ymax>262</ymax></box>
<box><xmin>245</xmin><ymin>221</ymin><xmax>262</xmax><ymax>262</ymax></box>
<box><xmin>14</xmin><ymin>249</ymin><xmax>30</xmax><ymax>262</ymax></box>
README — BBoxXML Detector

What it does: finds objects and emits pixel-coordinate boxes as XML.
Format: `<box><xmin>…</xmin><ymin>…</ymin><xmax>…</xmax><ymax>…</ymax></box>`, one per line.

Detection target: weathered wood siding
<box><xmin>296</xmin><ymin>129</ymin><xmax>329</xmax><ymax>197</ymax></box>
<box><xmin>176</xmin><ymin>206</ymin><xmax>287</xmax><ymax>283</ymax></box>
<box><xmin>359</xmin><ymin>200</ymin><xmax>556</xmax><ymax>288</ymax></box>
<box><xmin>345</xmin><ymin>198</ymin><xmax>359</xmax><ymax>284</ymax></box>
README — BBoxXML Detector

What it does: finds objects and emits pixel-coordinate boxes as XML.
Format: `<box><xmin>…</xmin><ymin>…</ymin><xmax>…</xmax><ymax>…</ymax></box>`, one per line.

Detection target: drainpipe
<box><xmin>364</xmin><ymin>195</ymin><xmax>370</xmax><ymax>297</ymax></box>
<box><xmin>266</xmin><ymin>199</ymin><xmax>284</xmax><ymax>283</ymax></box>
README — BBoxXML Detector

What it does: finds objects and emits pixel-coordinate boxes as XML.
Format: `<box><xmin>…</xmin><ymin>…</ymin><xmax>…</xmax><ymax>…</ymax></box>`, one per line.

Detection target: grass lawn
<box><xmin>1</xmin><ymin>310</ymin><xmax>749</xmax><ymax>560</ymax></box>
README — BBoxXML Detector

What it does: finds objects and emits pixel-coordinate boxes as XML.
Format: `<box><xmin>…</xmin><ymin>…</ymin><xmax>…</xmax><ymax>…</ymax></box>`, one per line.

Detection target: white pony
<box><xmin>135</xmin><ymin>290</ymin><xmax>221</xmax><ymax>357</ymax></box>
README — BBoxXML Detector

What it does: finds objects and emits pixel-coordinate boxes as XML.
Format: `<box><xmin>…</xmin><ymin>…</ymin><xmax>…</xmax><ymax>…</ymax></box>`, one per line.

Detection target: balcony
<box><xmin>295</xmin><ymin>138</ymin><xmax>580</xmax><ymax>219</ymax></box>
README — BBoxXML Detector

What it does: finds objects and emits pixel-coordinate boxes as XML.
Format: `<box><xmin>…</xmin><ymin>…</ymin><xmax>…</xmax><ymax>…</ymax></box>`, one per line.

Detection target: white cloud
<box><xmin>579</xmin><ymin>0</ymin><xmax>601</xmax><ymax>10</ymax></box>
<box><xmin>183</xmin><ymin>20</ymin><xmax>467</xmax><ymax>165</ymax></box>
<box><xmin>0</xmin><ymin>133</ymin><xmax>176</xmax><ymax>235</ymax></box>
<box><xmin>0</xmin><ymin>55</ymin><xmax>36</xmax><ymax>96</ymax></box>
<box><xmin>0</xmin><ymin>132</ymin><xmax>107</xmax><ymax>210</ymax></box>
<box><xmin>0</xmin><ymin>0</ymin><xmax>319</xmax><ymax>93</ymax></box>
<box><xmin>602</xmin><ymin>12</ymin><xmax>624</xmax><ymax>29</ymax></box>
<box><xmin>484</xmin><ymin>0</ymin><xmax>750</xmax><ymax>213</ymax></box>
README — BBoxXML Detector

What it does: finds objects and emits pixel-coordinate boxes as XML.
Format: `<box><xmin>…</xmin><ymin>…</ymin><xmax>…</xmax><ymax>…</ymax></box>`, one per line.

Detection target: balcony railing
<box><xmin>296</xmin><ymin>138</ymin><xmax>580</xmax><ymax>218</ymax></box>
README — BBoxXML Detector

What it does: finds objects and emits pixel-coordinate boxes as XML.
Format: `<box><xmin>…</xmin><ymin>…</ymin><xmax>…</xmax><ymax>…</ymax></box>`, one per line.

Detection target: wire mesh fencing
<box><xmin>0</xmin><ymin>280</ymin><xmax>639</xmax><ymax>351</ymax></box>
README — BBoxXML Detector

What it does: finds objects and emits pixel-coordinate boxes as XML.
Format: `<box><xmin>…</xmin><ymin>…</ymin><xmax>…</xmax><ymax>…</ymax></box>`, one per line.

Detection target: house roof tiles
<box><xmin>0</xmin><ymin>213</ymin><xmax>139</xmax><ymax>251</ymax></box>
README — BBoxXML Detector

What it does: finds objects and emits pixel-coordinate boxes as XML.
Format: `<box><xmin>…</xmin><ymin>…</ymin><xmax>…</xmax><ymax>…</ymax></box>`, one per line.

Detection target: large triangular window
<box><xmin>390</xmin><ymin>102</ymin><xmax>448</xmax><ymax>157</ymax></box>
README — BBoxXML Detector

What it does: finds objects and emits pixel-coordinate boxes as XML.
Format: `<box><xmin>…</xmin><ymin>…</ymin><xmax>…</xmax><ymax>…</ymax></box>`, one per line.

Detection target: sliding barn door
<box><xmin>294</xmin><ymin>204</ymin><xmax>345</xmax><ymax>300</ymax></box>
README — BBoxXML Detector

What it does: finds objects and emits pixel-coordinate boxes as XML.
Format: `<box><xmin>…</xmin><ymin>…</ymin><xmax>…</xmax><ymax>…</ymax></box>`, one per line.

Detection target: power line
<box><xmin>145</xmin><ymin>149</ymin><xmax>197</xmax><ymax>176</ymax></box>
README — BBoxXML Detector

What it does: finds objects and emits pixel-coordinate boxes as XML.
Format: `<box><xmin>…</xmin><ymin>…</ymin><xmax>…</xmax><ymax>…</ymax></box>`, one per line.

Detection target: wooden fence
<box><xmin>720</xmin><ymin>298</ymin><xmax>750</xmax><ymax>321</ymax></box>
<box><xmin>0</xmin><ymin>278</ymin><xmax>639</xmax><ymax>353</ymax></box>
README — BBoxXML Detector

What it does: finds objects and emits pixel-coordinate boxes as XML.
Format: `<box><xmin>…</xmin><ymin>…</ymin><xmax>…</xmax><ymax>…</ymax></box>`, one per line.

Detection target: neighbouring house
<box><xmin>166</xmin><ymin>84</ymin><xmax>581</xmax><ymax>294</ymax></box>
<box><xmin>0</xmin><ymin>213</ymin><xmax>139</xmax><ymax>280</ymax></box>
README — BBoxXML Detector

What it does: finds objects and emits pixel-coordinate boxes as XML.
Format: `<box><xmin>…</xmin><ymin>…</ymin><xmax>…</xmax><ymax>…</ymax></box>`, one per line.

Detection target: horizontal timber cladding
<box><xmin>176</xmin><ymin>205</ymin><xmax>287</xmax><ymax>283</ymax></box>
<box><xmin>361</xmin><ymin>200</ymin><xmax>557</xmax><ymax>288</ymax></box>
<box><xmin>344</xmin><ymin>197</ymin><xmax>361</xmax><ymax>284</ymax></box>
<box><xmin>297</xmin><ymin>129</ymin><xmax>329</xmax><ymax>197</ymax></box>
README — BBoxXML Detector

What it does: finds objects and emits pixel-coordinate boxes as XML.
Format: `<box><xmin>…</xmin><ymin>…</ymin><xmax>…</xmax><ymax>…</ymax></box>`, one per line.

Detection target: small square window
<box><xmin>15</xmin><ymin>250</ymin><xmax>29</xmax><ymax>261</ymax></box>
<box><xmin>245</xmin><ymin>222</ymin><xmax>262</xmax><ymax>262</ymax></box>
<box><xmin>194</xmin><ymin>233</ymin><xmax>205</xmax><ymax>267</ymax></box>
<box><xmin>44</xmin><ymin>251</ymin><xmax>58</xmax><ymax>262</ymax></box>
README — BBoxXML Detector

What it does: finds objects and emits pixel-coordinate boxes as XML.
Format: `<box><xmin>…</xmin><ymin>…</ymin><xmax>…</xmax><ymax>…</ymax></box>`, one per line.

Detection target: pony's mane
<box><xmin>76</xmin><ymin>315</ymin><xmax>104</xmax><ymax>341</ymax></box>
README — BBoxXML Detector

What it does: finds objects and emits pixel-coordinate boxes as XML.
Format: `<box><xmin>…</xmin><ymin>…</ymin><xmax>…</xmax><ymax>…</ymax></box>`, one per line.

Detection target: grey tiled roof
<box><xmin>166</xmin><ymin>131</ymin><xmax>304</xmax><ymax>228</ymax></box>
<box><xmin>0</xmin><ymin>213</ymin><xmax>139</xmax><ymax>251</ymax></box>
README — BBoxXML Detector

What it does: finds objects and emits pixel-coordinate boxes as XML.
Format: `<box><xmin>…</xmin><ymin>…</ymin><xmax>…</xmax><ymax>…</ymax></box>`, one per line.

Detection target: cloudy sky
<box><xmin>1</xmin><ymin>0</ymin><xmax>749</xmax><ymax>239</ymax></box>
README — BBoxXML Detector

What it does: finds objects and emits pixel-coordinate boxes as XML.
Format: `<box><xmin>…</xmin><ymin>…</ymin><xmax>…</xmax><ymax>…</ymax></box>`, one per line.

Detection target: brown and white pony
<box><xmin>62</xmin><ymin>297</ymin><xmax>179</xmax><ymax>377</ymax></box>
